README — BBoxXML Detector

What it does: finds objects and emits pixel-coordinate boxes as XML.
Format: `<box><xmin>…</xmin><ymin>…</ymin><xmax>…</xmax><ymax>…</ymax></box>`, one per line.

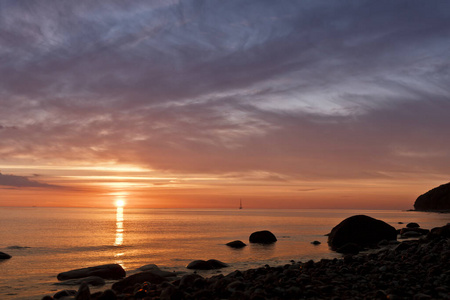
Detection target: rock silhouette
<box><xmin>328</xmin><ymin>215</ymin><xmax>397</xmax><ymax>250</ymax></box>
<box><xmin>226</xmin><ymin>240</ymin><xmax>247</xmax><ymax>248</ymax></box>
<box><xmin>249</xmin><ymin>230</ymin><xmax>277</xmax><ymax>244</ymax></box>
<box><xmin>0</xmin><ymin>252</ymin><xmax>12</xmax><ymax>259</ymax></box>
<box><xmin>57</xmin><ymin>264</ymin><xmax>126</xmax><ymax>281</ymax></box>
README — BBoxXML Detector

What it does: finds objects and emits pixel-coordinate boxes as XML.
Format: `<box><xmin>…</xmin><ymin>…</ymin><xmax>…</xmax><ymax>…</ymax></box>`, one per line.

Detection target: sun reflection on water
<box><xmin>114</xmin><ymin>206</ymin><xmax>124</xmax><ymax>246</ymax></box>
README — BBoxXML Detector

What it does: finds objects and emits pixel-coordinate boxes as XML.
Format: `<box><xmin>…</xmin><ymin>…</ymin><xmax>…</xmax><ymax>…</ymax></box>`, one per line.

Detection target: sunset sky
<box><xmin>1</xmin><ymin>1</ymin><xmax>449</xmax><ymax>209</ymax></box>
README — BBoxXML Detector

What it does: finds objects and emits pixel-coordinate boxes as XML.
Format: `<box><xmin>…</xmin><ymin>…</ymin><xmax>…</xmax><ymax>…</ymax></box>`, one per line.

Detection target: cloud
<box><xmin>0</xmin><ymin>172</ymin><xmax>60</xmax><ymax>188</ymax></box>
<box><xmin>0</xmin><ymin>0</ymin><xmax>449</xmax><ymax>185</ymax></box>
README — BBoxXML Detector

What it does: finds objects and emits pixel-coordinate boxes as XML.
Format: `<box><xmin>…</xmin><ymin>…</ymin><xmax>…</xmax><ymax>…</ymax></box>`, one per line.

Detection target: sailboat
<box><xmin>239</xmin><ymin>199</ymin><xmax>242</xmax><ymax>209</ymax></box>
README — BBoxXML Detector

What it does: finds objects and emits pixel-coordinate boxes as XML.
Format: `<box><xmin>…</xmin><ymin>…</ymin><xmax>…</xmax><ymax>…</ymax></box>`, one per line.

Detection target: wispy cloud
<box><xmin>0</xmin><ymin>172</ymin><xmax>61</xmax><ymax>189</ymax></box>
<box><xmin>0</xmin><ymin>0</ymin><xmax>449</xmax><ymax>190</ymax></box>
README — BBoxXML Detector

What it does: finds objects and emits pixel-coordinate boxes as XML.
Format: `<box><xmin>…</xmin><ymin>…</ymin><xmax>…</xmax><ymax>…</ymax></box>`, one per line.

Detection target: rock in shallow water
<box><xmin>57</xmin><ymin>264</ymin><xmax>126</xmax><ymax>281</ymax></box>
<box><xmin>226</xmin><ymin>240</ymin><xmax>247</xmax><ymax>248</ymax></box>
<box><xmin>249</xmin><ymin>230</ymin><xmax>277</xmax><ymax>244</ymax></box>
<box><xmin>0</xmin><ymin>252</ymin><xmax>12</xmax><ymax>259</ymax></box>
<box><xmin>327</xmin><ymin>215</ymin><xmax>397</xmax><ymax>250</ymax></box>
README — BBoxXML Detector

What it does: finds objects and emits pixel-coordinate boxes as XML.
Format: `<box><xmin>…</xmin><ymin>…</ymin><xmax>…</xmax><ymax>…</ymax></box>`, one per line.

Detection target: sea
<box><xmin>0</xmin><ymin>207</ymin><xmax>449</xmax><ymax>299</ymax></box>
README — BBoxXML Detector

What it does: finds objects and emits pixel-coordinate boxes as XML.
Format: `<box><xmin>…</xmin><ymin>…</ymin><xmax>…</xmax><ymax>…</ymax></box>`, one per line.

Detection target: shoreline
<box><xmin>40</xmin><ymin>223</ymin><xmax>450</xmax><ymax>300</ymax></box>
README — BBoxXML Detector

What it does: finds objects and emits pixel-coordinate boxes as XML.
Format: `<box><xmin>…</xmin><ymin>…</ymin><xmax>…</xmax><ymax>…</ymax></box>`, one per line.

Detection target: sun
<box><xmin>115</xmin><ymin>199</ymin><xmax>125</xmax><ymax>207</ymax></box>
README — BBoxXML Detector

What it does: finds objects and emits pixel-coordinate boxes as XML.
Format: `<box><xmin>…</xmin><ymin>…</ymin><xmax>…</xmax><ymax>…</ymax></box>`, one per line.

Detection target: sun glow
<box><xmin>115</xmin><ymin>199</ymin><xmax>125</xmax><ymax>207</ymax></box>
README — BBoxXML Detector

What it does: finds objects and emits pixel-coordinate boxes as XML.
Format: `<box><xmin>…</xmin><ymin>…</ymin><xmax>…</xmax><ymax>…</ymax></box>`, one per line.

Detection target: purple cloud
<box><xmin>0</xmin><ymin>172</ymin><xmax>60</xmax><ymax>188</ymax></box>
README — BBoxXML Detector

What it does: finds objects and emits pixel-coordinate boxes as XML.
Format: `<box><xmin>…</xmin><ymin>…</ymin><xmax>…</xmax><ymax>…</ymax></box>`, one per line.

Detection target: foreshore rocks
<box><xmin>414</xmin><ymin>182</ymin><xmax>450</xmax><ymax>211</ymax></box>
<box><xmin>57</xmin><ymin>264</ymin><xmax>126</xmax><ymax>281</ymax></box>
<box><xmin>42</xmin><ymin>223</ymin><xmax>450</xmax><ymax>300</ymax></box>
<box><xmin>249</xmin><ymin>230</ymin><xmax>277</xmax><ymax>244</ymax></box>
<box><xmin>327</xmin><ymin>215</ymin><xmax>397</xmax><ymax>250</ymax></box>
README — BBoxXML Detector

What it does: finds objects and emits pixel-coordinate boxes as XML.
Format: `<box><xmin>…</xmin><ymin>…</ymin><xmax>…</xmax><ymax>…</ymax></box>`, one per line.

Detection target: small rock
<box><xmin>311</xmin><ymin>240</ymin><xmax>321</xmax><ymax>245</ymax></box>
<box><xmin>75</xmin><ymin>283</ymin><xmax>90</xmax><ymax>300</ymax></box>
<box><xmin>54</xmin><ymin>290</ymin><xmax>77</xmax><ymax>299</ymax></box>
<box><xmin>226</xmin><ymin>240</ymin><xmax>247</xmax><ymax>248</ymax></box>
<box><xmin>179</xmin><ymin>274</ymin><xmax>203</xmax><ymax>287</ymax></box>
<box><xmin>0</xmin><ymin>252</ymin><xmax>12</xmax><ymax>259</ymax></box>
<box><xmin>136</xmin><ymin>264</ymin><xmax>176</xmax><ymax>277</ymax></box>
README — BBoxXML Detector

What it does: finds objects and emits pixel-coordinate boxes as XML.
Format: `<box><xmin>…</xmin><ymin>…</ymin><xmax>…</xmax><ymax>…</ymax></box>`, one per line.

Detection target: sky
<box><xmin>1</xmin><ymin>0</ymin><xmax>449</xmax><ymax>209</ymax></box>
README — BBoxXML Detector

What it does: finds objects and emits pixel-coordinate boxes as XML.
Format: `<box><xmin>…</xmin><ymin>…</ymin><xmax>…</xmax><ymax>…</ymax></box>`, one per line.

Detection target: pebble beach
<box><xmin>38</xmin><ymin>223</ymin><xmax>450</xmax><ymax>300</ymax></box>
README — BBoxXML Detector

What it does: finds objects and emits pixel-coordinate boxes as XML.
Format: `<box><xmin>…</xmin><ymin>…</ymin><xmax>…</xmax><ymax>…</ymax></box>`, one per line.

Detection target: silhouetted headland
<box><xmin>414</xmin><ymin>182</ymin><xmax>450</xmax><ymax>212</ymax></box>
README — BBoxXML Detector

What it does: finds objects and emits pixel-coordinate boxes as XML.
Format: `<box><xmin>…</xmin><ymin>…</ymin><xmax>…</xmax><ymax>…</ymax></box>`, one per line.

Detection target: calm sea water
<box><xmin>0</xmin><ymin>207</ymin><xmax>449</xmax><ymax>299</ymax></box>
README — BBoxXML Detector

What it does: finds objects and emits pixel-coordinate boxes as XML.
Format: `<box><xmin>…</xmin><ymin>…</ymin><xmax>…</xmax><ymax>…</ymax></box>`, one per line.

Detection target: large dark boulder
<box><xmin>414</xmin><ymin>183</ymin><xmax>450</xmax><ymax>211</ymax></box>
<box><xmin>327</xmin><ymin>215</ymin><xmax>397</xmax><ymax>250</ymax></box>
<box><xmin>57</xmin><ymin>264</ymin><xmax>126</xmax><ymax>281</ymax></box>
<box><xmin>249</xmin><ymin>230</ymin><xmax>277</xmax><ymax>244</ymax></box>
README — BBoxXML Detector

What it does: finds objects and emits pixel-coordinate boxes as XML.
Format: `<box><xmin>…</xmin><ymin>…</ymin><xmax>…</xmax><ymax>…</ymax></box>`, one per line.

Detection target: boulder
<box><xmin>57</xmin><ymin>264</ymin><xmax>125</xmax><ymax>281</ymax></box>
<box><xmin>249</xmin><ymin>230</ymin><xmax>277</xmax><ymax>244</ymax></box>
<box><xmin>414</xmin><ymin>183</ymin><xmax>450</xmax><ymax>211</ymax></box>
<box><xmin>311</xmin><ymin>241</ymin><xmax>321</xmax><ymax>245</ymax></box>
<box><xmin>327</xmin><ymin>215</ymin><xmax>397</xmax><ymax>250</ymax></box>
<box><xmin>112</xmin><ymin>271</ymin><xmax>167</xmax><ymax>292</ymax></box>
<box><xmin>226</xmin><ymin>240</ymin><xmax>247</xmax><ymax>248</ymax></box>
<box><xmin>0</xmin><ymin>252</ymin><xmax>11</xmax><ymax>259</ymax></box>
<box><xmin>186</xmin><ymin>259</ymin><xmax>228</xmax><ymax>270</ymax></box>
<box><xmin>407</xmin><ymin>222</ymin><xmax>420</xmax><ymax>228</ymax></box>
